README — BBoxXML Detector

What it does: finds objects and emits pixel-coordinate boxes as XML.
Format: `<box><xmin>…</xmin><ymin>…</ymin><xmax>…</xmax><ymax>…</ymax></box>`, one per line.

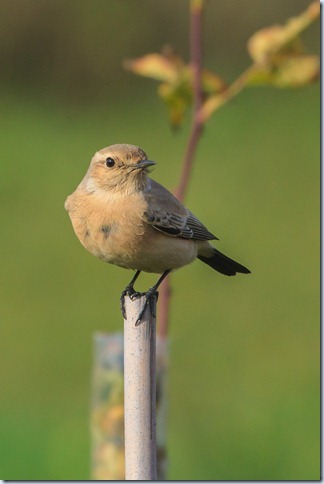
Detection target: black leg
<box><xmin>135</xmin><ymin>270</ymin><xmax>171</xmax><ymax>326</ymax></box>
<box><xmin>120</xmin><ymin>270</ymin><xmax>142</xmax><ymax>319</ymax></box>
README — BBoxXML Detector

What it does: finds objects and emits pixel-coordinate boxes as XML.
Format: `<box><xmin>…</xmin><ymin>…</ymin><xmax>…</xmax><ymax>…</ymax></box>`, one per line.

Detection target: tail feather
<box><xmin>198</xmin><ymin>248</ymin><xmax>250</xmax><ymax>276</ymax></box>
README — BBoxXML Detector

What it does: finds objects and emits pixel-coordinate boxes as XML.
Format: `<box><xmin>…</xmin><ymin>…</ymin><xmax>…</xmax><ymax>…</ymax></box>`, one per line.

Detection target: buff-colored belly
<box><xmin>76</xmin><ymin>218</ymin><xmax>197</xmax><ymax>273</ymax></box>
<box><xmin>66</xmin><ymin>192</ymin><xmax>198</xmax><ymax>274</ymax></box>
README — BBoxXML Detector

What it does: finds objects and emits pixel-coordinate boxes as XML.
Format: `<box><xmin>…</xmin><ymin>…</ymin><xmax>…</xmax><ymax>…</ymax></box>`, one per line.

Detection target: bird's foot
<box><xmin>135</xmin><ymin>287</ymin><xmax>159</xmax><ymax>326</ymax></box>
<box><xmin>120</xmin><ymin>285</ymin><xmax>159</xmax><ymax>324</ymax></box>
<box><xmin>120</xmin><ymin>285</ymin><xmax>142</xmax><ymax>319</ymax></box>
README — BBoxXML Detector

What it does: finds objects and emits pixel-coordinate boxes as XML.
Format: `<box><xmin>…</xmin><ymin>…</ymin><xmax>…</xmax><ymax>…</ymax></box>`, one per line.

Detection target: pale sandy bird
<box><xmin>65</xmin><ymin>144</ymin><xmax>250</xmax><ymax>323</ymax></box>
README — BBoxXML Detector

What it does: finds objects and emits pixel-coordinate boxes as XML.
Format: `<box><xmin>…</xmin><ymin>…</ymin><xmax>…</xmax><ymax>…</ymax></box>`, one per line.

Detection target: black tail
<box><xmin>198</xmin><ymin>248</ymin><xmax>251</xmax><ymax>276</ymax></box>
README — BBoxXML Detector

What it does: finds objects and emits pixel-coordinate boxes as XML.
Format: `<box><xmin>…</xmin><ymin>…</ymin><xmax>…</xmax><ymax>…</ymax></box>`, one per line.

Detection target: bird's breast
<box><xmin>66</xmin><ymin>190</ymin><xmax>147</xmax><ymax>265</ymax></box>
<box><xmin>66</xmin><ymin>190</ymin><xmax>198</xmax><ymax>273</ymax></box>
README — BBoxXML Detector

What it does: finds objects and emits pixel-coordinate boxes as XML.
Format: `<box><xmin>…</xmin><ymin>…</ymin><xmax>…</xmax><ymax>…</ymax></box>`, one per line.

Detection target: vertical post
<box><xmin>124</xmin><ymin>295</ymin><xmax>157</xmax><ymax>480</ymax></box>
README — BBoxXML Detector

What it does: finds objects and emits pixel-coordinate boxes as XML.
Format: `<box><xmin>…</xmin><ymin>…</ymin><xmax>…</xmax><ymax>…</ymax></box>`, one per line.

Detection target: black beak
<box><xmin>133</xmin><ymin>160</ymin><xmax>156</xmax><ymax>170</ymax></box>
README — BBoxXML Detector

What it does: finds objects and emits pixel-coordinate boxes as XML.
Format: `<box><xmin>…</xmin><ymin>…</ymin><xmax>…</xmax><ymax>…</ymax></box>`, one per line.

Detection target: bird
<box><xmin>65</xmin><ymin>143</ymin><xmax>250</xmax><ymax>324</ymax></box>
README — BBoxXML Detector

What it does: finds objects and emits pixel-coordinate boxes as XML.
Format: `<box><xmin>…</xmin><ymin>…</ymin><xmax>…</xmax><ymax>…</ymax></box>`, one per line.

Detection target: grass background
<box><xmin>0</xmin><ymin>0</ymin><xmax>319</xmax><ymax>480</ymax></box>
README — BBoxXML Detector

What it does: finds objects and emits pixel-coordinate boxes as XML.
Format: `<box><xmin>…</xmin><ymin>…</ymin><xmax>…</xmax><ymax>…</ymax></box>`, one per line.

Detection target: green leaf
<box><xmin>246</xmin><ymin>55</ymin><xmax>319</xmax><ymax>88</ymax></box>
<box><xmin>124</xmin><ymin>53</ymin><xmax>181</xmax><ymax>83</ymax></box>
<box><xmin>124</xmin><ymin>47</ymin><xmax>226</xmax><ymax>128</ymax></box>
<box><xmin>247</xmin><ymin>1</ymin><xmax>320</xmax><ymax>63</ymax></box>
<box><xmin>270</xmin><ymin>55</ymin><xmax>319</xmax><ymax>88</ymax></box>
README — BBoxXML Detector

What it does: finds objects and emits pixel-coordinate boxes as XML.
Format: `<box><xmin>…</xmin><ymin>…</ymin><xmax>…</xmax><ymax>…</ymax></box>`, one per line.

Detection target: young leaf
<box><xmin>125</xmin><ymin>48</ymin><xmax>226</xmax><ymax>128</ymax></box>
<box><xmin>247</xmin><ymin>1</ymin><xmax>320</xmax><ymax>63</ymax></box>
<box><xmin>124</xmin><ymin>53</ymin><xmax>180</xmax><ymax>83</ymax></box>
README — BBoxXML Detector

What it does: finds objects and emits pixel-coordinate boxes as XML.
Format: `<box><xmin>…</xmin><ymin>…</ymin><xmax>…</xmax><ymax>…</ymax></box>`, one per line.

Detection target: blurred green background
<box><xmin>0</xmin><ymin>0</ymin><xmax>319</xmax><ymax>480</ymax></box>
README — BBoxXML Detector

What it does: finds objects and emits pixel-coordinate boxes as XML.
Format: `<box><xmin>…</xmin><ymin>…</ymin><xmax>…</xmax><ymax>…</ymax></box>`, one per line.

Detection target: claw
<box><xmin>121</xmin><ymin>287</ymin><xmax>158</xmax><ymax>324</ymax></box>
<box><xmin>120</xmin><ymin>270</ymin><xmax>142</xmax><ymax>320</ymax></box>
<box><xmin>135</xmin><ymin>288</ymin><xmax>159</xmax><ymax>326</ymax></box>
<box><xmin>120</xmin><ymin>269</ymin><xmax>169</xmax><ymax>323</ymax></box>
<box><xmin>129</xmin><ymin>291</ymin><xmax>142</xmax><ymax>301</ymax></box>
<box><xmin>120</xmin><ymin>286</ymin><xmax>145</xmax><ymax>320</ymax></box>
<box><xmin>120</xmin><ymin>292</ymin><xmax>128</xmax><ymax>320</ymax></box>
<box><xmin>120</xmin><ymin>286</ymin><xmax>136</xmax><ymax>319</ymax></box>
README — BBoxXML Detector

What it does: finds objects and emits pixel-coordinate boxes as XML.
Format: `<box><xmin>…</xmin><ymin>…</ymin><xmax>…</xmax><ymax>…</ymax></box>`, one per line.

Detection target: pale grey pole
<box><xmin>124</xmin><ymin>295</ymin><xmax>157</xmax><ymax>480</ymax></box>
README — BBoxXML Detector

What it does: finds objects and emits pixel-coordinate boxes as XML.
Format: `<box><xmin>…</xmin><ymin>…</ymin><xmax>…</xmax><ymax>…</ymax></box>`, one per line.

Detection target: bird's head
<box><xmin>85</xmin><ymin>144</ymin><xmax>155</xmax><ymax>193</ymax></box>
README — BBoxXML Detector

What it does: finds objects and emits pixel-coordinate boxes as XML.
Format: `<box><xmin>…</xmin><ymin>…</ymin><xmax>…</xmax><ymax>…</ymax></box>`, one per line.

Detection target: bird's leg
<box><xmin>135</xmin><ymin>270</ymin><xmax>171</xmax><ymax>326</ymax></box>
<box><xmin>120</xmin><ymin>270</ymin><xmax>142</xmax><ymax>319</ymax></box>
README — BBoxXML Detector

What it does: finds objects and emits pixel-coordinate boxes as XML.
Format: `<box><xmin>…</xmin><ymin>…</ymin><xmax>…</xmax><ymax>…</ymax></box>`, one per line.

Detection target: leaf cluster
<box><xmin>125</xmin><ymin>1</ymin><xmax>319</xmax><ymax>128</ymax></box>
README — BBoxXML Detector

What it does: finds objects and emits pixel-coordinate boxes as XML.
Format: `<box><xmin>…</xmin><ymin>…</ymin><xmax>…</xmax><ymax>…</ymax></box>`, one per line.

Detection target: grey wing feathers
<box><xmin>143</xmin><ymin>180</ymin><xmax>217</xmax><ymax>241</ymax></box>
<box><xmin>144</xmin><ymin>210</ymin><xmax>193</xmax><ymax>238</ymax></box>
<box><xmin>187</xmin><ymin>211</ymin><xmax>218</xmax><ymax>240</ymax></box>
<box><xmin>144</xmin><ymin>209</ymin><xmax>217</xmax><ymax>240</ymax></box>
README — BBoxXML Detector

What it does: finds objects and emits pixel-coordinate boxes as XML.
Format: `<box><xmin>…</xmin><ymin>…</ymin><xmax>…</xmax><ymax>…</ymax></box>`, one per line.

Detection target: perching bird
<box><xmin>65</xmin><ymin>144</ymin><xmax>250</xmax><ymax>323</ymax></box>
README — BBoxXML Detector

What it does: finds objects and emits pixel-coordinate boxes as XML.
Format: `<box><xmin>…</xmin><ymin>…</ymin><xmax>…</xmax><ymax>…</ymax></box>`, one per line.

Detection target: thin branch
<box><xmin>199</xmin><ymin>0</ymin><xmax>320</xmax><ymax>123</ymax></box>
<box><xmin>176</xmin><ymin>0</ymin><xmax>204</xmax><ymax>202</ymax></box>
<box><xmin>158</xmin><ymin>0</ymin><xmax>205</xmax><ymax>338</ymax></box>
<box><xmin>199</xmin><ymin>65</ymin><xmax>256</xmax><ymax>123</ymax></box>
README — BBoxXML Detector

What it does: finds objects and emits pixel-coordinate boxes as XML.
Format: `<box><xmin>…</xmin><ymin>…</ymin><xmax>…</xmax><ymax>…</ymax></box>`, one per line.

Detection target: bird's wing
<box><xmin>143</xmin><ymin>180</ymin><xmax>218</xmax><ymax>241</ymax></box>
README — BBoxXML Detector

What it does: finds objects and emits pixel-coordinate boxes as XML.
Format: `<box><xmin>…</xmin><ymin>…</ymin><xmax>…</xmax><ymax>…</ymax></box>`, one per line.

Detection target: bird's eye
<box><xmin>105</xmin><ymin>157</ymin><xmax>115</xmax><ymax>168</ymax></box>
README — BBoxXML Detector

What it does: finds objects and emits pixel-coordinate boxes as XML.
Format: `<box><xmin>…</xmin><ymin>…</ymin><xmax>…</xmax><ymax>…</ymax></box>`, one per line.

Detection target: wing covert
<box><xmin>144</xmin><ymin>209</ymin><xmax>217</xmax><ymax>240</ymax></box>
<box><xmin>142</xmin><ymin>179</ymin><xmax>218</xmax><ymax>240</ymax></box>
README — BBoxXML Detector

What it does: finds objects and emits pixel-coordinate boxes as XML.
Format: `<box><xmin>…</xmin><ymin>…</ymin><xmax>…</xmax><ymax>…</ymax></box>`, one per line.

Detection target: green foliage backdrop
<box><xmin>0</xmin><ymin>0</ymin><xmax>319</xmax><ymax>480</ymax></box>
